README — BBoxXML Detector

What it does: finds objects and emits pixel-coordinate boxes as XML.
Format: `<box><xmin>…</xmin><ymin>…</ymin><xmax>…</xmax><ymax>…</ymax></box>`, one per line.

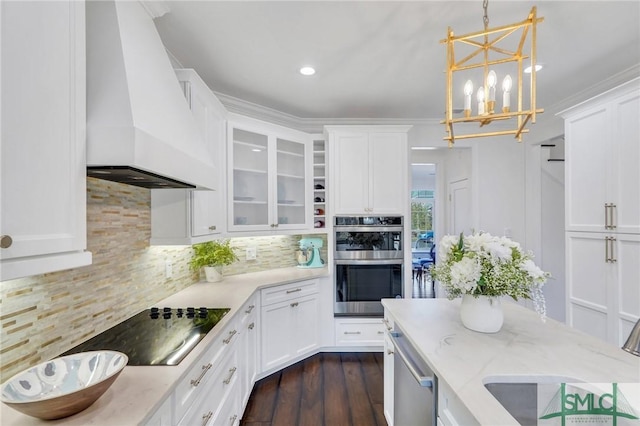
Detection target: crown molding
<box><xmin>214</xmin><ymin>92</ymin><xmax>437</xmax><ymax>134</ymax></box>
<box><xmin>215</xmin><ymin>64</ymin><xmax>639</xmax><ymax>135</ymax></box>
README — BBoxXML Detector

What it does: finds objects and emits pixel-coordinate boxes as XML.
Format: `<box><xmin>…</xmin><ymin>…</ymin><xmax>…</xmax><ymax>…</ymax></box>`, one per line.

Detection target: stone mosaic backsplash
<box><xmin>0</xmin><ymin>178</ymin><xmax>326</xmax><ymax>382</ymax></box>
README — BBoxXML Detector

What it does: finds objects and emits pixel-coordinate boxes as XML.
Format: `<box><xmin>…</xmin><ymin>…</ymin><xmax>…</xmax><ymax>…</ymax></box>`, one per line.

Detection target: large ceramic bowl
<box><xmin>1</xmin><ymin>351</ymin><xmax>127</xmax><ymax>420</ymax></box>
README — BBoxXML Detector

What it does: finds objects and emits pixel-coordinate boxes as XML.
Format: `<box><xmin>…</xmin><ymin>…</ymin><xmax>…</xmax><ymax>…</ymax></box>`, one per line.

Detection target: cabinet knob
<box><xmin>208</xmin><ymin>225</ymin><xmax>217</xmax><ymax>231</ymax></box>
<box><xmin>0</xmin><ymin>235</ymin><xmax>12</xmax><ymax>249</ymax></box>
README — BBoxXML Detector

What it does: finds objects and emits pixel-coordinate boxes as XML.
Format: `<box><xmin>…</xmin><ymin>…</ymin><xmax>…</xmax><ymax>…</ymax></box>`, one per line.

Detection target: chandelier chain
<box><xmin>482</xmin><ymin>0</ymin><xmax>489</xmax><ymax>29</ymax></box>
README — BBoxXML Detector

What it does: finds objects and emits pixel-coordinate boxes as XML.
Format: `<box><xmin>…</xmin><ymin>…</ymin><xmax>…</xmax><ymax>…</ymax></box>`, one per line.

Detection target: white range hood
<box><xmin>86</xmin><ymin>0</ymin><xmax>217</xmax><ymax>189</ymax></box>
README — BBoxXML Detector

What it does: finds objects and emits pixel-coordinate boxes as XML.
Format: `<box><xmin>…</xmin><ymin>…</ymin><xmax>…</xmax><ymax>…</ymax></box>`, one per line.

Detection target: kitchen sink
<box><xmin>483</xmin><ymin>375</ymin><xmax>581</xmax><ymax>426</ymax></box>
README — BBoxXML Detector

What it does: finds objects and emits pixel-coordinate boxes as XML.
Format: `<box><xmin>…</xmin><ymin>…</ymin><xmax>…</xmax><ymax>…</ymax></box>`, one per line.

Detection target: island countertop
<box><xmin>382</xmin><ymin>298</ymin><xmax>640</xmax><ymax>425</ymax></box>
<box><xmin>0</xmin><ymin>267</ymin><xmax>328</xmax><ymax>426</ymax></box>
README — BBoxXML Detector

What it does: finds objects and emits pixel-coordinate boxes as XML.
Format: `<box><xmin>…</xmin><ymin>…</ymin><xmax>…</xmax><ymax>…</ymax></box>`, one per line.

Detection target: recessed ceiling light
<box><xmin>252</xmin><ymin>148</ymin><xmax>262</xmax><ymax>152</ymax></box>
<box><xmin>300</xmin><ymin>66</ymin><xmax>316</xmax><ymax>76</ymax></box>
<box><xmin>524</xmin><ymin>64</ymin><xmax>544</xmax><ymax>74</ymax></box>
<box><xmin>411</xmin><ymin>147</ymin><xmax>438</xmax><ymax>150</ymax></box>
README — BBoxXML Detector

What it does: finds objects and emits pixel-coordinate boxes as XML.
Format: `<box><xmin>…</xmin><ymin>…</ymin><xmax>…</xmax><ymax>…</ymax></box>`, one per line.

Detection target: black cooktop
<box><xmin>61</xmin><ymin>307</ymin><xmax>230</xmax><ymax>366</ymax></box>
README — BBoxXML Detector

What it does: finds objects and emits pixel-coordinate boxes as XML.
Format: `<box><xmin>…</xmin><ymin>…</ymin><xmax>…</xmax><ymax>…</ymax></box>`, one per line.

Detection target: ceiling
<box><xmin>153</xmin><ymin>1</ymin><xmax>640</xmax><ymax>121</ymax></box>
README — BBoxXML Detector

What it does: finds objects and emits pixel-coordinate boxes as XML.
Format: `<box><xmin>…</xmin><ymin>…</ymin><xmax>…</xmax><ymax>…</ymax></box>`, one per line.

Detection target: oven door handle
<box><xmin>389</xmin><ymin>332</ymin><xmax>434</xmax><ymax>388</ymax></box>
<box><xmin>335</xmin><ymin>226</ymin><xmax>403</xmax><ymax>233</ymax></box>
<box><xmin>335</xmin><ymin>259</ymin><xmax>403</xmax><ymax>265</ymax></box>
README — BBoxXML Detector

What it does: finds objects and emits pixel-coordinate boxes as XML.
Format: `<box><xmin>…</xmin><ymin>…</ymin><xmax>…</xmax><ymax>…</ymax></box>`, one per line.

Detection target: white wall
<box><xmin>541</xmin><ymin>155</ymin><xmax>566</xmax><ymax>322</ymax></box>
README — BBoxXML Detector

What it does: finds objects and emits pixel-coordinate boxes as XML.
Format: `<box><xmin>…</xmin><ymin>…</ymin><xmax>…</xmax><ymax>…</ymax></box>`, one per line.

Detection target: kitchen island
<box><xmin>382</xmin><ymin>298</ymin><xmax>640</xmax><ymax>425</ymax></box>
<box><xmin>0</xmin><ymin>267</ymin><xmax>328</xmax><ymax>426</ymax></box>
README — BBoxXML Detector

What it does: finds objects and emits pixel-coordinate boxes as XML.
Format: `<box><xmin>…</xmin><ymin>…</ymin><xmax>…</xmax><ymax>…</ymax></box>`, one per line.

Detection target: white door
<box><xmin>448</xmin><ymin>179</ymin><xmax>471</xmax><ymax>235</ymax></box>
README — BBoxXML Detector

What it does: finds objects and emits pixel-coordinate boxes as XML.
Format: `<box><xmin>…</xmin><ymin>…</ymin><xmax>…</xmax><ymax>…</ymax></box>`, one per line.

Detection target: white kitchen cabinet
<box><xmin>438</xmin><ymin>378</ymin><xmax>479</xmax><ymax>426</ymax></box>
<box><xmin>238</xmin><ymin>296</ymin><xmax>259</xmax><ymax>411</ymax></box>
<box><xmin>144</xmin><ymin>397</ymin><xmax>173</xmax><ymax>426</ymax></box>
<box><xmin>228</xmin><ymin>116</ymin><xmax>312</xmax><ymax>232</ymax></box>
<box><xmin>0</xmin><ymin>0</ymin><xmax>91</xmax><ymax>281</ymax></box>
<box><xmin>566</xmin><ymin>232</ymin><xmax>640</xmax><ymax>346</ymax></box>
<box><xmin>335</xmin><ymin>318</ymin><xmax>385</xmax><ymax>347</ymax></box>
<box><xmin>383</xmin><ymin>317</ymin><xmax>395</xmax><ymax>426</ymax></box>
<box><xmin>562</xmin><ymin>78</ymin><xmax>640</xmax><ymax>345</ymax></box>
<box><xmin>563</xmin><ymin>78</ymin><xmax>640</xmax><ymax>234</ymax></box>
<box><xmin>261</xmin><ymin>280</ymin><xmax>320</xmax><ymax>371</ymax></box>
<box><xmin>326</xmin><ymin>125</ymin><xmax>411</xmax><ymax>215</ymax></box>
<box><xmin>151</xmin><ymin>69</ymin><xmax>225</xmax><ymax>245</ymax></box>
<box><xmin>178</xmin><ymin>349</ymin><xmax>239</xmax><ymax>426</ymax></box>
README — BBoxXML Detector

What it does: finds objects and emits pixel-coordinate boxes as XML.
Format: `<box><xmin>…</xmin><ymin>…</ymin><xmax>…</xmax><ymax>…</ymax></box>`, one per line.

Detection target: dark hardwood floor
<box><xmin>241</xmin><ymin>352</ymin><xmax>386</xmax><ymax>426</ymax></box>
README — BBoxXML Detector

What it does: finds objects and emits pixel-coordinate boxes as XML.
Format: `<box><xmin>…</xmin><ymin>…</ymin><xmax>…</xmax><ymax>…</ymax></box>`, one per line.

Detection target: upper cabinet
<box><xmin>0</xmin><ymin>0</ymin><xmax>92</xmax><ymax>281</ymax></box>
<box><xmin>563</xmin><ymin>78</ymin><xmax>640</xmax><ymax>235</ymax></box>
<box><xmin>227</xmin><ymin>116</ymin><xmax>312</xmax><ymax>232</ymax></box>
<box><xmin>326</xmin><ymin>126</ymin><xmax>411</xmax><ymax>215</ymax></box>
<box><xmin>151</xmin><ymin>69</ymin><xmax>226</xmax><ymax>245</ymax></box>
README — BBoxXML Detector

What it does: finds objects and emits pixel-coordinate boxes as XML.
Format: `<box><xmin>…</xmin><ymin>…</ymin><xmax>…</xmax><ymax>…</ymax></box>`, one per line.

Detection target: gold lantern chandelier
<box><xmin>441</xmin><ymin>0</ymin><xmax>544</xmax><ymax>146</ymax></box>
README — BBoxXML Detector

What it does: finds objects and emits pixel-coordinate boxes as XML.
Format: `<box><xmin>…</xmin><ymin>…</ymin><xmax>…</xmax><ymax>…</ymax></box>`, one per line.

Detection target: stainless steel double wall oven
<box><xmin>334</xmin><ymin>216</ymin><xmax>403</xmax><ymax>316</ymax></box>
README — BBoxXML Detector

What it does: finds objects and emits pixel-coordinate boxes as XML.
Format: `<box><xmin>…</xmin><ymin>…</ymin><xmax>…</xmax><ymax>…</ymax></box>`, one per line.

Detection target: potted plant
<box><xmin>190</xmin><ymin>240</ymin><xmax>239</xmax><ymax>282</ymax></box>
<box><xmin>430</xmin><ymin>232</ymin><xmax>549</xmax><ymax>333</ymax></box>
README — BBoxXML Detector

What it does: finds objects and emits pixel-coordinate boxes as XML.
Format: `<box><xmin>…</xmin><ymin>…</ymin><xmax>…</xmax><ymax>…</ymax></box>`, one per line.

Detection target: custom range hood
<box><xmin>86</xmin><ymin>0</ymin><xmax>216</xmax><ymax>189</ymax></box>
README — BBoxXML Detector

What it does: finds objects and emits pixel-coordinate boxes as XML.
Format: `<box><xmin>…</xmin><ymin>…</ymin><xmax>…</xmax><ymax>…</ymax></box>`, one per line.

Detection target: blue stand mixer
<box><xmin>296</xmin><ymin>238</ymin><xmax>325</xmax><ymax>268</ymax></box>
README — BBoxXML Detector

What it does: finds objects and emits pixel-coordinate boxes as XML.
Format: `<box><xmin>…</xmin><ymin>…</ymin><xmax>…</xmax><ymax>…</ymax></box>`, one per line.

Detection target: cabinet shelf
<box><xmin>234</xmin><ymin>167</ymin><xmax>268</xmax><ymax>175</ymax></box>
<box><xmin>234</xmin><ymin>199</ymin><xmax>268</xmax><ymax>205</ymax></box>
<box><xmin>234</xmin><ymin>140</ymin><xmax>267</xmax><ymax>150</ymax></box>
<box><xmin>277</xmin><ymin>149</ymin><xmax>304</xmax><ymax>158</ymax></box>
<box><xmin>277</xmin><ymin>173</ymin><xmax>304</xmax><ymax>179</ymax></box>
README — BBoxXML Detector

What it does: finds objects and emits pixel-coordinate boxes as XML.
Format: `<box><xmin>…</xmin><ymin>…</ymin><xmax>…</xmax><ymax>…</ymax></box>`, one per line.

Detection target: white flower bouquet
<box><xmin>430</xmin><ymin>232</ymin><xmax>549</xmax><ymax>317</ymax></box>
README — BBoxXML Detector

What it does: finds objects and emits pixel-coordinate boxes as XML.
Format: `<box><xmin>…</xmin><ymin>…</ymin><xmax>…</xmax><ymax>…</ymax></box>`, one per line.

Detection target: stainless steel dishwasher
<box><xmin>390</xmin><ymin>326</ymin><xmax>438</xmax><ymax>425</ymax></box>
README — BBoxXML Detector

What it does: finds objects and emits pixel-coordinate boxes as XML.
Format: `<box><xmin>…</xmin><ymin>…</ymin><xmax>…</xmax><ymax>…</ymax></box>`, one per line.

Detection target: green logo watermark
<box><xmin>539</xmin><ymin>383</ymin><xmax>639</xmax><ymax>425</ymax></box>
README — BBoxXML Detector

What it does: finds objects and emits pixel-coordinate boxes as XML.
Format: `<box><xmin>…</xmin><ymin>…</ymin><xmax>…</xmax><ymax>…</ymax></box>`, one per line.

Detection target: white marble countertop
<box><xmin>0</xmin><ymin>267</ymin><xmax>328</xmax><ymax>426</ymax></box>
<box><xmin>382</xmin><ymin>298</ymin><xmax>640</xmax><ymax>425</ymax></box>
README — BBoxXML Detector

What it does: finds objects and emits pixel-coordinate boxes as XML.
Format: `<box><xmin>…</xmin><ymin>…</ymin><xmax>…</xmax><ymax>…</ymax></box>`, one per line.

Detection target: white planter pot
<box><xmin>459</xmin><ymin>294</ymin><xmax>504</xmax><ymax>333</ymax></box>
<box><xmin>203</xmin><ymin>266</ymin><xmax>222</xmax><ymax>283</ymax></box>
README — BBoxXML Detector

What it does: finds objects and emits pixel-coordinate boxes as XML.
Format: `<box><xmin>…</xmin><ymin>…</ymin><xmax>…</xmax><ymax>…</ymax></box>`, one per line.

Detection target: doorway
<box><xmin>411</xmin><ymin>163</ymin><xmax>436</xmax><ymax>298</ymax></box>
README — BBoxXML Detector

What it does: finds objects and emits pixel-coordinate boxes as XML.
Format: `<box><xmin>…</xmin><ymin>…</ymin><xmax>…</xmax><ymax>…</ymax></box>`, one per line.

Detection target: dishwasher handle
<box><xmin>389</xmin><ymin>331</ymin><xmax>434</xmax><ymax>388</ymax></box>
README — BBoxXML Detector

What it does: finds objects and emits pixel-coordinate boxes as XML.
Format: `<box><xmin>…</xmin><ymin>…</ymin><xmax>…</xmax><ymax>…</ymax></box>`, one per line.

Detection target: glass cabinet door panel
<box><xmin>276</xmin><ymin>138</ymin><xmax>306</xmax><ymax>226</ymax></box>
<box><xmin>232</xmin><ymin>128</ymin><xmax>269</xmax><ymax>226</ymax></box>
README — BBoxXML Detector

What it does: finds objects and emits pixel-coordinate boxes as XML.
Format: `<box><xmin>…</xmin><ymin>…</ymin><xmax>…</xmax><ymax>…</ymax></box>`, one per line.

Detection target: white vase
<box><xmin>459</xmin><ymin>294</ymin><xmax>504</xmax><ymax>333</ymax></box>
<box><xmin>203</xmin><ymin>266</ymin><xmax>222</xmax><ymax>283</ymax></box>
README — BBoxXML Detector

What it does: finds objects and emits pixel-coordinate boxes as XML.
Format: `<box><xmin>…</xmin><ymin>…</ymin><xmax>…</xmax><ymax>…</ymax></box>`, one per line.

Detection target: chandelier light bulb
<box><xmin>477</xmin><ymin>87</ymin><xmax>486</xmax><ymax>115</ymax></box>
<box><xmin>502</xmin><ymin>75</ymin><xmax>512</xmax><ymax>112</ymax></box>
<box><xmin>463</xmin><ymin>80</ymin><xmax>473</xmax><ymax>115</ymax></box>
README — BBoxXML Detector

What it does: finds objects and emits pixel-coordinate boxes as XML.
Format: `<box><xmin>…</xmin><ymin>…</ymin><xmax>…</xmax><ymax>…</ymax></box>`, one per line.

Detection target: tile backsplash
<box><xmin>0</xmin><ymin>178</ymin><xmax>326</xmax><ymax>382</ymax></box>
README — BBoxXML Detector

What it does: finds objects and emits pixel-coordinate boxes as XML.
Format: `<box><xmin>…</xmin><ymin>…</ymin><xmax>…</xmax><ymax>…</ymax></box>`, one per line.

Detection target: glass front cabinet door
<box><xmin>228</xmin><ymin>119</ymin><xmax>311</xmax><ymax>232</ymax></box>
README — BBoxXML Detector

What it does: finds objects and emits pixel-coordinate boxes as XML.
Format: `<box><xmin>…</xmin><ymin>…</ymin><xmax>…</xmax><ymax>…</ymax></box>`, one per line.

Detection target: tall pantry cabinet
<box><xmin>562</xmin><ymin>78</ymin><xmax>640</xmax><ymax>347</ymax></box>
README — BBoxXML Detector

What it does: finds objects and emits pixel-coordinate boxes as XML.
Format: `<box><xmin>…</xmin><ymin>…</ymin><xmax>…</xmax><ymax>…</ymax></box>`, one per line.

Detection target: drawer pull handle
<box><xmin>190</xmin><ymin>363</ymin><xmax>212</xmax><ymax>387</ymax></box>
<box><xmin>387</xmin><ymin>349</ymin><xmax>394</xmax><ymax>355</ymax></box>
<box><xmin>377</xmin><ymin>331</ymin><xmax>384</xmax><ymax>334</ymax></box>
<box><xmin>208</xmin><ymin>225</ymin><xmax>217</xmax><ymax>231</ymax></box>
<box><xmin>344</xmin><ymin>331</ymin><xmax>361</xmax><ymax>335</ymax></box>
<box><xmin>286</xmin><ymin>288</ymin><xmax>302</xmax><ymax>294</ymax></box>
<box><xmin>223</xmin><ymin>329</ymin><xmax>237</xmax><ymax>344</ymax></box>
<box><xmin>230</xmin><ymin>414</ymin><xmax>238</xmax><ymax>424</ymax></box>
<box><xmin>382</xmin><ymin>318</ymin><xmax>392</xmax><ymax>331</ymax></box>
<box><xmin>290</xmin><ymin>302</ymin><xmax>299</xmax><ymax>307</ymax></box>
<box><xmin>201</xmin><ymin>411</ymin><xmax>213</xmax><ymax>426</ymax></box>
<box><xmin>248</xmin><ymin>322</ymin><xmax>255</xmax><ymax>330</ymax></box>
<box><xmin>245</xmin><ymin>304</ymin><xmax>255</xmax><ymax>314</ymax></box>
<box><xmin>223</xmin><ymin>367</ymin><xmax>237</xmax><ymax>384</ymax></box>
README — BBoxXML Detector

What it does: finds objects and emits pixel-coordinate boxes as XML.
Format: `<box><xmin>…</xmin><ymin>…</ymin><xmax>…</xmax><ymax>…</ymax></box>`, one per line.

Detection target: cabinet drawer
<box><xmin>335</xmin><ymin>319</ymin><xmax>386</xmax><ymax>346</ymax></box>
<box><xmin>239</xmin><ymin>296</ymin><xmax>258</xmax><ymax>327</ymax></box>
<box><xmin>178</xmin><ymin>349</ymin><xmax>239</xmax><ymax>426</ymax></box>
<box><xmin>261</xmin><ymin>279</ymin><xmax>318</xmax><ymax>306</ymax></box>
<box><xmin>174</xmin><ymin>320</ymin><xmax>240</xmax><ymax>421</ymax></box>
